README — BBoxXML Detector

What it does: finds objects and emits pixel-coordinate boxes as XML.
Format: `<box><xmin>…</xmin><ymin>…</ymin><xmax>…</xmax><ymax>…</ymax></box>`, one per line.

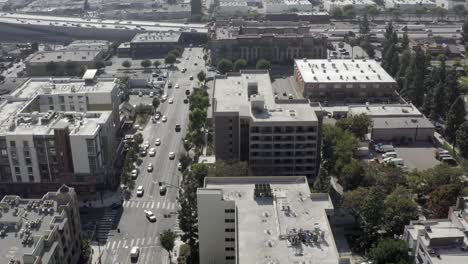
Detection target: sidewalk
<box><xmin>90</xmin><ymin>241</ymin><xmax>107</xmax><ymax>264</ymax></box>
<box><xmin>78</xmin><ymin>191</ymin><xmax>123</xmax><ymax>208</ymax></box>
<box><xmin>171</xmin><ymin>238</ymin><xmax>185</xmax><ymax>263</ymax></box>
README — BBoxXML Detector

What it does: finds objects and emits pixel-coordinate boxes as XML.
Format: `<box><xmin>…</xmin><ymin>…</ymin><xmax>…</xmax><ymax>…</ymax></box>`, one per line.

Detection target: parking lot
<box><xmin>394</xmin><ymin>143</ymin><xmax>441</xmax><ymax>170</ymax></box>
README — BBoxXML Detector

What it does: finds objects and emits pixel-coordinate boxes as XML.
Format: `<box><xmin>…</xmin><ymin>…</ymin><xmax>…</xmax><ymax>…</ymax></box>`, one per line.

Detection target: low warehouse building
<box><xmin>371</xmin><ymin>117</ymin><xmax>435</xmax><ymax>143</ymax></box>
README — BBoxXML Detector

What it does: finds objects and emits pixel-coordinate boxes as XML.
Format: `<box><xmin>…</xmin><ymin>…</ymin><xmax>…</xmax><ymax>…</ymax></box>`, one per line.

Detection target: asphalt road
<box><xmin>95</xmin><ymin>47</ymin><xmax>207</xmax><ymax>264</ymax></box>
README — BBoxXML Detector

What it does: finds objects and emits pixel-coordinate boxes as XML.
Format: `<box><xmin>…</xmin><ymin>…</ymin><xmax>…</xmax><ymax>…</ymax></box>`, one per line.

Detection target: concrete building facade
<box><xmin>209</xmin><ymin>21</ymin><xmax>327</xmax><ymax>65</ymax></box>
<box><xmin>213</xmin><ymin>70</ymin><xmax>321</xmax><ymax>177</ymax></box>
<box><xmin>0</xmin><ymin>185</ymin><xmax>82</xmax><ymax>264</ymax></box>
<box><xmin>294</xmin><ymin>59</ymin><xmax>397</xmax><ymax>100</ymax></box>
<box><xmin>197</xmin><ymin>176</ymin><xmax>342</xmax><ymax>264</ymax></box>
<box><xmin>129</xmin><ymin>31</ymin><xmax>182</xmax><ymax>59</ymax></box>
<box><xmin>0</xmin><ymin>74</ymin><xmax>120</xmax><ymax>195</ymax></box>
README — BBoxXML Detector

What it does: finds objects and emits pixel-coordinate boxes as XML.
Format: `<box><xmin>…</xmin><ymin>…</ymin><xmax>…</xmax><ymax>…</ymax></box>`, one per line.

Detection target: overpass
<box><xmin>0</xmin><ymin>13</ymin><xmax>208</xmax><ymax>43</ymax></box>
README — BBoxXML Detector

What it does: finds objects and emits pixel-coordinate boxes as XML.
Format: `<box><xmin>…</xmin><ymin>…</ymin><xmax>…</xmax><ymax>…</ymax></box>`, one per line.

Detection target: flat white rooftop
<box><xmin>28</xmin><ymin>50</ymin><xmax>101</xmax><ymax>63</ymax></box>
<box><xmin>131</xmin><ymin>31</ymin><xmax>181</xmax><ymax>43</ymax></box>
<box><xmin>214</xmin><ymin>71</ymin><xmax>318</xmax><ymax>123</ymax></box>
<box><xmin>203</xmin><ymin>176</ymin><xmax>339</xmax><ymax>264</ymax></box>
<box><xmin>348</xmin><ymin>104</ymin><xmax>423</xmax><ymax>117</ymax></box>
<box><xmin>295</xmin><ymin>59</ymin><xmax>396</xmax><ymax>84</ymax></box>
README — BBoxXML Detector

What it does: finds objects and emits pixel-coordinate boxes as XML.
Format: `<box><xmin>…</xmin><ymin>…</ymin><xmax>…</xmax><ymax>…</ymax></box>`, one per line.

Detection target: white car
<box><xmin>162</xmin><ymin>116</ymin><xmax>167</xmax><ymax>122</ymax></box>
<box><xmin>143</xmin><ymin>141</ymin><xmax>150</xmax><ymax>149</ymax></box>
<box><xmin>168</xmin><ymin>98</ymin><xmax>174</xmax><ymax>104</ymax></box>
<box><xmin>148</xmin><ymin>148</ymin><xmax>156</xmax><ymax>157</ymax></box>
<box><xmin>177</xmin><ymin>162</ymin><xmax>182</xmax><ymax>170</ymax></box>
<box><xmin>175</xmin><ymin>84</ymin><xmax>179</xmax><ymax>89</ymax></box>
<box><xmin>138</xmin><ymin>91</ymin><xmax>143</xmax><ymax>97</ymax></box>
<box><xmin>155</xmin><ymin>138</ymin><xmax>161</xmax><ymax>146</ymax></box>
<box><xmin>161</xmin><ymin>94</ymin><xmax>168</xmax><ymax>101</ymax></box>
<box><xmin>169</xmin><ymin>152</ymin><xmax>175</xmax><ymax>160</ymax></box>
<box><xmin>136</xmin><ymin>186</ymin><xmax>144</xmax><ymax>197</ymax></box>
<box><xmin>149</xmin><ymin>91</ymin><xmax>154</xmax><ymax>97</ymax></box>
<box><xmin>130</xmin><ymin>169</ymin><xmax>138</xmax><ymax>179</ymax></box>
<box><xmin>144</xmin><ymin>210</ymin><xmax>156</xmax><ymax>222</ymax></box>
<box><xmin>147</xmin><ymin>163</ymin><xmax>153</xmax><ymax>172</ymax></box>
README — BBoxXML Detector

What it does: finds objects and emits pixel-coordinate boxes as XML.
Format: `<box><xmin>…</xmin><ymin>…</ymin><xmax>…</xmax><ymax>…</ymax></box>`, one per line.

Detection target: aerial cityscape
<box><xmin>1</xmin><ymin>0</ymin><xmax>468</xmax><ymax>264</ymax></box>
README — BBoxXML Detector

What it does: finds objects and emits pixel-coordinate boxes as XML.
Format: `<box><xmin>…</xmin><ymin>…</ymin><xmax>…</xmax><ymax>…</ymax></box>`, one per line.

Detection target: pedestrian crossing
<box><xmin>122</xmin><ymin>200</ymin><xmax>178</xmax><ymax>210</ymax></box>
<box><xmin>95</xmin><ymin>208</ymin><xmax>118</xmax><ymax>243</ymax></box>
<box><xmin>105</xmin><ymin>235</ymin><xmax>160</xmax><ymax>250</ymax></box>
<box><xmin>173</xmin><ymin>218</ymin><xmax>183</xmax><ymax>235</ymax></box>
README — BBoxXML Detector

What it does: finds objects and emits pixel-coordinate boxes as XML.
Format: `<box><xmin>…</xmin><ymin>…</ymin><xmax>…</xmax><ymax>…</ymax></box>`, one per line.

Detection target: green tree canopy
<box><xmin>122</xmin><ymin>60</ymin><xmax>132</xmax><ymax>69</ymax></box>
<box><xmin>369</xmin><ymin>239</ymin><xmax>411</xmax><ymax>264</ymax></box>
<box><xmin>340</xmin><ymin>159</ymin><xmax>366</xmax><ymax>191</ymax></box>
<box><xmin>336</xmin><ymin>114</ymin><xmax>372</xmax><ymax>140</ymax></box>
<box><xmin>197</xmin><ymin>70</ymin><xmax>206</xmax><ymax>83</ymax></box>
<box><xmin>383</xmin><ymin>187</ymin><xmax>418</xmax><ymax>235</ymax></box>
<box><xmin>256</xmin><ymin>59</ymin><xmax>271</xmax><ymax>70</ymax></box>
<box><xmin>189</xmin><ymin>108</ymin><xmax>207</xmax><ymax>131</ymax></box>
<box><xmin>160</xmin><ymin>229</ymin><xmax>176</xmax><ymax>255</ymax></box>
<box><xmin>233</xmin><ymin>59</ymin><xmax>247</xmax><ymax>72</ymax></box>
<box><xmin>428</xmin><ymin>184</ymin><xmax>462</xmax><ymax>218</ymax></box>
<box><xmin>445</xmin><ymin>97</ymin><xmax>466</xmax><ymax>142</ymax></box>
<box><xmin>152</xmin><ymin>97</ymin><xmax>160</xmax><ymax>109</ymax></box>
<box><xmin>140</xmin><ymin>59</ymin><xmax>152</xmax><ymax>69</ymax></box>
<box><xmin>313</xmin><ymin>167</ymin><xmax>330</xmax><ymax>193</ymax></box>
<box><xmin>457</xmin><ymin>121</ymin><xmax>468</xmax><ymax>158</ymax></box>
<box><xmin>153</xmin><ymin>60</ymin><xmax>161</xmax><ymax>68</ymax></box>
<box><xmin>217</xmin><ymin>59</ymin><xmax>233</xmax><ymax>74</ymax></box>
<box><xmin>165</xmin><ymin>54</ymin><xmax>176</xmax><ymax>65</ymax></box>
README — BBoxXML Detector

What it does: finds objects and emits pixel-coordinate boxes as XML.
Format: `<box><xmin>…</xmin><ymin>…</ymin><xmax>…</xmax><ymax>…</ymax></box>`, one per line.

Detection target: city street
<box><xmin>94</xmin><ymin>47</ymin><xmax>207</xmax><ymax>264</ymax></box>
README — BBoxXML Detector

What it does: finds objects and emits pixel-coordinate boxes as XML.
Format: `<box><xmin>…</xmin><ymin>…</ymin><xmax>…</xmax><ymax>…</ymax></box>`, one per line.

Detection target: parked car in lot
<box><xmin>374</xmin><ymin>144</ymin><xmax>394</xmax><ymax>153</ymax></box>
<box><xmin>441</xmin><ymin>156</ymin><xmax>458</xmax><ymax>166</ymax></box>
<box><xmin>382</xmin><ymin>152</ymin><xmax>398</xmax><ymax>159</ymax></box>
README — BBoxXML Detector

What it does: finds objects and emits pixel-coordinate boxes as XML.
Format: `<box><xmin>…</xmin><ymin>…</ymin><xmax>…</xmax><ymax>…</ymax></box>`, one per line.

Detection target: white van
<box><xmin>388</xmin><ymin>158</ymin><xmax>404</xmax><ymax>166</ymax></box>
<box><xmin>382</xmin><ymin>152</ymin><xmax>398</xmax><ymax>159</ymax></box>
<box><xmin>130</xmin><ymin>246</ymin><xmax>140</xmax><ymax>259</ymax></box>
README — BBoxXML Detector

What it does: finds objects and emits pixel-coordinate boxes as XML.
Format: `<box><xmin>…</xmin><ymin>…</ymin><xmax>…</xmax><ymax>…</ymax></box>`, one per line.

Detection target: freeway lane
<box><xmin>96</xmin><ymin>48</ymin><xmax>207</xmax><ymax>264</ymax></box>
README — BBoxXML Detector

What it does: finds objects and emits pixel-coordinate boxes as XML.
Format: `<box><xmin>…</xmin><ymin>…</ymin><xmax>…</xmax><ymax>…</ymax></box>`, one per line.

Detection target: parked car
<box><xmin>169</xmin><ymin>152</ymin><xmax>175</xmax><ymax>160</ymax></box>
<box><xmin>382</xmin><ymin>152</ymin><xmax>398</xmax><ymax>159</ymax></box>
<box><xmin>155</xmin><ymin>138</ymin><xmax>161</xmax><ymax>146</ymax></box>
<box><xmin>148</xmin><ymin>148</ymin><xmax>156</xmax><ymax>157</ymax></box>
<box><xmin>130</xmin><ymin>169</ymin><xmax>138</xmax><ymax>179</ymax></box>
<box><xmin>441</xmin><ymin>157</ymin><xmax>458</xmax><ymax>166</ymax></box>
<box><xmin>159</xmin><ymin>186</ymin><xmax>167</xmax><ymax>196</ymax></box>
<box><xmin>175</xmin><ymin>125</ymin><xmax>181</xmax><ymax>132</ymax></box>
<box><xmin>147</xmin><ymin>163</ymin><xmax>153</xmax><ymax>172</ymax></box>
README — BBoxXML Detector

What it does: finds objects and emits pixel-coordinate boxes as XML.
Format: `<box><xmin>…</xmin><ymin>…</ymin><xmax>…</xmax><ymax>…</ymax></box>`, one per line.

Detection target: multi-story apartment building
<box><xmin>212</xmin><ymin>70</ymin><xmax>321</xmax><ymax>177</ymax></box>
<box><xmin>0</xmin><ymin>185</ymin><xmax>82</xmax><ymax>264</ymax></box>
<box><xmin>294</xmin><ymin>59</ymin><xmax>397</xmax><ymax>100</ymax></box>
<box><xmin>197</xmin><ymin>176</ymin><xmax>341</xmax><ymax>264</ymax></box>
<box><xmin>0</xmin><ymin>73</ymin><xmax>120</xmax><ymax>195</ymax></box>
<box><xmin>209</xmin><ymin>20</ymin><xmax>327</xmax><ymax>65</ymax></box>
<box><xmin>403</xmin><ymin>197</ymin><xmax>468</xmax><ymax>264</ymax></box>
<box><xmin>129</xmin><ymin>31</ymin><xmax>182</xmax><ymax>59</ymax></box>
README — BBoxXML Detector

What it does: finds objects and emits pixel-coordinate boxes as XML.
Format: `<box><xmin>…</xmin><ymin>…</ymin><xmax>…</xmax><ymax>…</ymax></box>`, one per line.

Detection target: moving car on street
<box><xmin>144</xmin><ymin>210</ymin><xmax>157</xmax><ymax>222</ymax></box>
<box><xmin>136</xmin><ymin>186</ymin><xmax>144</xmax><ymax>197</ymax></box>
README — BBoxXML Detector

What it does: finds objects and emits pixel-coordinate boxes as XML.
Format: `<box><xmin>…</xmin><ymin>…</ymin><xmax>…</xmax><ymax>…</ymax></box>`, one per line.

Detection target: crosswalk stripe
<box><xmin>105</xmin><ymin>243</ymin><xmax>110</xmax><ymax>249</ymax></box>
<box><xmin>162</xmin><ymin>202</ymin><xmax>166</xmax><ymax>209</ymax></box>
<box><xmin>123</xmin><ymin>201</ymin><xmax>129</xmax><ymax>207</ymax></box>
<box><xmin>136</xmin><ymin>238</ymin><xmax>140</xmax><ymax>246</ymax></box>
<box><xmin>130</xmin><ymin>239</ymin><xmax>134</xmax><ymax>246</ymax></box>
<box><xmin>171</xmin><ymin>203</ymin><xmax>175</xmax><ymax>210</ymax></box>
<box><xmin>117</xmin><ymin>240</ymin><xmax>121</xmax><ymax>248</ymax></box>
<box><xmin>123</xmin><ymin>240</ymin><xmax>127</xmax><ymax>248</ymax></box>
<box><xmin>111</xmin><ymin>241</ymin><xmax>116</xmax><ymax>250</ymax></box>
<box><xmin>157</xmin><ymin>202</ymin><xmax>160</xmax><ymax>208</ymax></box>
<box><xmin>136</xmin><ymin>201</ymin><xmax>140</xmax><ymax>208</ymax></box>
<box><xmin>147</xmin><ymin>237</ymin><xmax>152</xmax><ymax>245</ymax></box>
<box><xmin>151</xmin><ymin>202</ymin><xmax>155</xmax><ymax>208</ymax></box>
<box><xmin>142</xmin><ymin>238</ymin><xmax>145</xmax><ymax>245</ymax></box>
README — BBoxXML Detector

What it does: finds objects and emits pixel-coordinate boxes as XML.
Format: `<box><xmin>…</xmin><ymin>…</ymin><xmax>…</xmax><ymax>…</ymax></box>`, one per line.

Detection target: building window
<box><xmin>60</xmin><ymin>105</ymin><xmax>66</xmax><ymax>111</ymax></box>
<box><xmin>10</xmin><ymin>141</ymin><xmax>15</xmax><ymax>148</ymax></box>
<box><xmin>225</xmin><ymin>238</ymin><xmax>235</xmax><ymax>242</ymax></box>
<box><xmin>225</xmin><ymin>228</ymin><xmax>235</xmax><ymax>232</ymax></box>
<box><xmin>59</xmin><ymin>96</ymin><xmax>64</xmax><ymax>103</ymax></box>
<box><xmin>23</xmin><ymin>141</ymin><xmax>29</xmax><ymax>148</ymax></box>
<box><xmin>225</xmin><ymin>209</ymin><xmax>235</xmax><ymax>213</ymax></box>
<box><xmin>48</xmin><ymin>97</ymin><xmax>53</xmax><ymax>104</ymax></box>
<box><xmin>225</xmin><ymin>219</ymin><xmax>235</xmax><ymax>223</ymax></box>
<box><xmin>25</xmin><ymin>158</ymin><xmax>32</xmax><ymax>165</ymax></box>
<box><xmin>49</xmin><ymin>105</ymin><xmax>54</xmax><ymax>110</ymax></box>
<box><xmin>225</xmin><ymin>247</ymin><xmax>235</xmax><ymax>251</ymax></box>
<box><xmin>29</xmin><ymin>175</ymin><xmax>34</xmax><ymax>182</ymax></box>
<box><xmin>226</xmin><ymin>256</ymin><xmax>235</xmax><ymax>260</ymax></box>
<box><xmin>14</xmin><ymin>167</ymin><xmax>20</xmax><ymax>174</ymax></box>
<box><xmin>27</xmin><ymin>167</ymin><xmax>33</xmax><ymax>174</ymax></box>
<box><xmin>16</xmin><ymin>176</ymin><xmax>22</xmax><ymax>182</ymax></box>
<box><xmin>70</xmin><ymin>105</ymin><xmax>75</xmax><ymax>111</ymax></box>
<box><xmin>86</xmin><ymin>139</ymin><xmax>96</xmax><ymax>155</ymax></box>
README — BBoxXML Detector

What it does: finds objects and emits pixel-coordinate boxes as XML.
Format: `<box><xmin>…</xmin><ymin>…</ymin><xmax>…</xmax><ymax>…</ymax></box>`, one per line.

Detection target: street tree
<box><xmin>383</xmin><ymin>187</ymin><xmax>418</xmax><ymax>235</ymax></box>
<box><xmin>217</xmin><ymin>59</ymin><xmax>233</xmax><ymax>74</ymax></box>
<box><xmin>340</xmin><ymin>159</ymin><xmax>366</xmax><ymax>191</ymax></box>
<box><xmin>456</xmin><ymin>122</ymin><xmax>468</xmax><ymax>158</ymax></box>
<box><xmin>359</xmin><ymin>12</ymin><xmax>370</xmax><ymax>35</ymax></box>
<box><xmin>415</xmin><ymin>8</ymin><xmax>426</xmax><ymax>22</ymax></box>
<box><xmin>197</xmin><ymin>70</ymin><xmax>206</xmax><ymax>83</ymax></box>
<box><xmin>153</xmin><ymin>60</ymin><xmax>161</xmax><ymax>69</ymax></box>
<box><xmin>359</xmin><ymin>187</ymin><xmax>385</xmax><ymax>248</ymax></box>
<box><xmin>178</xmin><ymin>170</ymin><xmax>199</xmax><ymax>250</ymax></box>
<box><xmin>134</xmin><ymin>132</ymin><xmax>143</xmax><ymax>145</ymax></box>
<box><xmin>169</xmin><ymin>49</ymin><xmax>181</xmax><ymax>57</ymax></box>
<box><xmin>191</xmin><ymin>163</ymin><xmax>208</xmax><ymax>186</ymax></box>
<box><xmin>428</xmin><ymin>184</ymin><xmax>462</xmax><ymax>218</ymax></box>
<box><xmin>313</xmin><ymin>167</ymin><xmax>330</xmax><ymax>193</ymax></box>
<box><xmin>122</xmin><ymin>60</ymin><xmax>132</xmax><ymax>69</ymax></box>
<box><xmin>165</xmin><ymin>54</ymin><xmax>176</xmax><ymax>65</ymax></box>
<box><xmin>366</xmin><ymin>5</ymin><xmax>380</xmax><ymax>20</ymax></box>
<box><xmin>233</xmin><ymin>59</ymin><xmax>247</xmax><ymax>71</ymax></box>
<box><xmin>256</xmin><ymin>59</ymin><xmax>271</xmax><ymax>70</ymax></box>
<box><xmin>189</xmin><ymin>108</ymin><xmax>207</xmax><ymax>131</ymax></box>
<box><xmin>65</xmin><ymin>60</ymin><xmax>78</xmax><ymax>75</ymax></box>
<box><xmin>140</xmin><ymin>59</ymin><xmax>152</xmax><ymax>71</ymax></box>
<box><xmin>160</xmin><ymin>229</ymin><xmax>177</xmax><ymax>262</ymax></box>
<box><xmin>342</xmin><ymin>187</ymin><xmax>370</xmax><ymax>219</ymax></box>
<box><xmin>94</xmin><ymin>60</ymin><xmax>105</xmax><ymax>70</ymax></box>
<box><xmin>369</xmin><ymin>239</ymin><xmax>411</xmax><ymax>264</ymax></box>
<box><xmin>45</xmin><ymin>61</ymin><xmax>58</xmax><ymax>75</ymax></box>
<box><xmin>152</xmin><ymin>97</ymin><xmax>160</xmax><ymax>110</ymax></box>
<box><xmin>209</xmin><ymin>160</ymin><xmax>249</xmax><ymax>177</ymax></box>
<box><xmin>445</xmin><ymin>97</ymin><xmax>466</xmax><ymax>142</ymax></box>
<box><xmin>31</xmin><ymin>42</ymin><xmax>39</xmax><ymax>52</ymax></box>
<box><xmin>453</xmin><ymin>5</ymin><xmax>467</xmax><ymax>20</ymax></box>
<box><xmin>401</xmin><ymin>32</ymin><xmax>409</xmax><ymax>50</ymax></box>
<box><xmin>335</xmin><ymin>113</ymin><xmax>372</xmax><ymax>140</ymax></box>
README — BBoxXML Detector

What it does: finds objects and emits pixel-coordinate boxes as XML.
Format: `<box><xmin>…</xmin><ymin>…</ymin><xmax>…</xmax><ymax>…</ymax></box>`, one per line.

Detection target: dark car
<box><xmin>185</xmin><ymin>89</ymin><xmax>190</xmax><ymax>96</ymax></box>
<box><xmin>183</xmin><ymin>98</ymin><xmax>189</xmax><ymax>104</ymax></box>
<box><xmin>175</xmin><ymin>125</ymin><xmax>181</xmax><ymax>132</ymax></box>
<box><xmin>159</xmin><ymin>186</ymin><xmax>167</xmax><ymax>196</ymax></box>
